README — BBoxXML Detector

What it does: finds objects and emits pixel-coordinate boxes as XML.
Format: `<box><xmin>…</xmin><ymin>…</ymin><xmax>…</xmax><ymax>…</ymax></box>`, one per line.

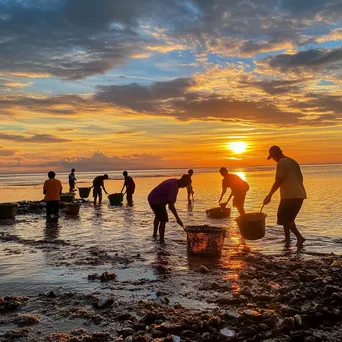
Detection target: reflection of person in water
<box><xmin>45</xmin><ymin>217</ymin><xmax>60</xmax><ymax>240</ymax></box>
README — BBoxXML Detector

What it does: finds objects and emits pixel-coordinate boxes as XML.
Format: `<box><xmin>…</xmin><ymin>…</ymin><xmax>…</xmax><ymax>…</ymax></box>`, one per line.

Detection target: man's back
<box><xmin>93</xmin><ymin>176</ymin><xmax>104</xmax><ymax>187</ymax></box>
<box><xmin>44</xmin><ymin>178</ymin><xmax>62</xmax><ymax>201</ymax></box>
<box><xmin>276</xmin><ymin>157</ymin><xmax>307</xmax><ymax>200</ymax></box>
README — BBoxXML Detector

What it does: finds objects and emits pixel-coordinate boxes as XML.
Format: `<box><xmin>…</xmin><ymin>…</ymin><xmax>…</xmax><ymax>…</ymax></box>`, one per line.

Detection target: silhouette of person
<box><xmin>92</xmin><ymin>174</ymin><xmax>109</xmax><ymax>205</ymax></box>
<box><xmin>121</xmin><ymin>171</ymin><xmax>135</xmax><ymax>206</ymax></box>
<box><xmin>68</xmin><ymin>168</ymin><xmax>77</xmax><ymax>193</ymax></box>
<box><xmin>263</xmin><ymin>146</ymin><xmax>306</xmax><ymax>248</ymax></box>
<box><xmin>219</xmin><ymin>167</ymin><xmax>249</xmax><ymax>216</ymax></box>
<box><xmin>148</xmin><ymin>174</ymin><xmax>191</xmax><ymax>244</ymax></box>
<box><xmin>187</xmin><ymin>169</ymin><xmax>194</xmax><ymax>205</ymax></box>
<box><xmin>43</xmin><ymin>171</ymin><xmax>62</xmax><ymax>217</ymax></box>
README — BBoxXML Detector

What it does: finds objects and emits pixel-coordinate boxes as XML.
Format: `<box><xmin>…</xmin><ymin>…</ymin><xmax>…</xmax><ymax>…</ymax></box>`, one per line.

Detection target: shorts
<box><xmin>277</xmin><ymin>199</ymin><xmax>304</xmax><ymax>225</ymax></box>
<box><xmin>150</xmin><ymin>203</ymin><xmax>168</xmax><ymax>222</ymax></box>
<box><xmin>233</xmin><ymin>191</ymin><xmax>247</xmax><ymax>208</ymax></box>
<box><xmin>93</xmin><ymin>186</ymin><xmax>102</xmax><ymax>197</ymax></box>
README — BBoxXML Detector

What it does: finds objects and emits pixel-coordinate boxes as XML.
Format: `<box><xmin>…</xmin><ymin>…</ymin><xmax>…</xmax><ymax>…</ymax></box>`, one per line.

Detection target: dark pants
<box><xmin>127</xmin><ymin>192</ymin><xmax>133</xmax><ymax>205</ymax></box>
<box><xmin>46</xmin><ymin>201</ymin><xmax>59</xmax><ymax>216</ymax></box>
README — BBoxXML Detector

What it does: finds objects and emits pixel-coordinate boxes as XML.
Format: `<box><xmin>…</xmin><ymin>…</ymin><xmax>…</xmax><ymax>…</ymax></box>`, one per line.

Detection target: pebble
<box><xmin>219</xmin><ymin>328</ymin><xmax>236</xmax><ymax>340</ymax></box>
<box><xmin>198</xmin><ymin>265</ymin><xmax>209</xmax><ymax>274</ymax></box>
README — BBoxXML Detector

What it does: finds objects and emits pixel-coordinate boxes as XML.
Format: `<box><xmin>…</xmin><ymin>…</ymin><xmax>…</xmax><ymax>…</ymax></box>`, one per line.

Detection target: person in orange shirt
<box><xmin>43</xmin><ymin>171</ymin><xmax>63</xmax><ymax>217</ymax></box>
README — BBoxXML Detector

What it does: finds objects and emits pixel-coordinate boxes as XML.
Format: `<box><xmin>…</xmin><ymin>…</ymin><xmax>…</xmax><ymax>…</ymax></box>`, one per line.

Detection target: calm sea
<box><xmin>0</xmin><ymin>164</ymin><xmax>341</xmax><ymax>296</ymax></box>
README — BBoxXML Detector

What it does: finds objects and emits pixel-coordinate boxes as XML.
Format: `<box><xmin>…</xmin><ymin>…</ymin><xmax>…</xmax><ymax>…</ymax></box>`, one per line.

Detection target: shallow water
<box><xmin>0</xmin><ymin>165</ymin><xmax>341</xmax><ymax>299</ymax></box>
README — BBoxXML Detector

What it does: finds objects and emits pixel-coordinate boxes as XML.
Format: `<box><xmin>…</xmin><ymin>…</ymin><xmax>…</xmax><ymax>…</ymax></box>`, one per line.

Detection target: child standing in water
<box><xmin>218</xmin><ymin>167</ymin><xmax>249</xmax><ymax>216</ymax></box>
<box><xmin>187</xmin><ymin>169</ymin><xmax>194</xmax><ymax>205</ymax></box>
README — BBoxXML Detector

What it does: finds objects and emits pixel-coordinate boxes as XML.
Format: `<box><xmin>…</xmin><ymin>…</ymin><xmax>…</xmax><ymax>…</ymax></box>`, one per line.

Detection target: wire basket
<box><xmin>185</xmin><ymin>225</ymin><xmax>227</xmax><ymax>256</ymax></box>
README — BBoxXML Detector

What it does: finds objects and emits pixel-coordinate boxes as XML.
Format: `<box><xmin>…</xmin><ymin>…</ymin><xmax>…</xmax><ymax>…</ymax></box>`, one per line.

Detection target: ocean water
<box><xmin>0</xmin><ymin>164</ymin><xmax>341</xmax><ymax>297</ymax></box>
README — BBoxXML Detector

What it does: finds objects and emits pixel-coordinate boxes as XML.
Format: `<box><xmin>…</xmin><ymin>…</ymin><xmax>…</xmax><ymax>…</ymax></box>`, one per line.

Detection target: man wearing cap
<box><xmin>263</xmin><ymin>146</ymin><xmax>306</xmax><ymax>248</ymax></box>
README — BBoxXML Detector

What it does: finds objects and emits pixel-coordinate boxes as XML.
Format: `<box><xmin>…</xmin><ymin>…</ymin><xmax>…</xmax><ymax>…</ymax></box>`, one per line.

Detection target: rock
<box><xmin>323</xmin><ymin>285</ymin><xmax>340</xmax><ymax>296</ymax></box>
<box><xmin>294</xmin><ymin>314</ymin><xmax>302</xmax><ymax>327</ymax></box>
<box><xmin>151</xmin><ymin>329</ymin><xmax>164</xmax><ymax>338</ymax></box>
<box><xmin>224</xmin><ymin>311</ymin><xmax>241</xmax><ymax>320</ymax></box>
<box><xmin>118</xmin><ymin>327</ymin><xmax>135</xmax><ymax>338</ymax></box>
<box><xmin>13</xmin><ymin>314</ymin><xmax>40</xmax><ymax>326</ymax></box>
<box><xmin>243</xmin><ymin>309</ymin><xmax>262</xmax><ymax>319</ymax></box>
<box><xmin>94</xmin><ymin>297</ymin><xmax>114</xmax><ymax>309</ymax></box>
<box><xmin>43</xmin><ymin>287</ymin><xmax>63</xmax><ymax>298</ymax></box>
<box><xmin>301</xmin><ymin>302</ymin><xmax>314</xmax><ymax>313</ymax></box>
<box><xmin>219</xmin><ymin>328</ymin><xmax>236</xmax><ymax>340</ymax></box>
<box><xmin>198</xmin><ymin>265</ymin><xmax>209</xmax><ymax>274</ymax></box>
<box><xmin>208</xmin><ymin>316</ymin><xmax>221</xmax><ymax>327</ymax></box>
<box><xmin>200</xmin><ymin>332</ymin><xmax>211</xmax><ymax>341</ymax></box>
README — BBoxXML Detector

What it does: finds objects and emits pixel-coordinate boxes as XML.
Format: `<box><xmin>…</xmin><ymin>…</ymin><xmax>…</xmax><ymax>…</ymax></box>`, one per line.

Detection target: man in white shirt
<box><xmin>263</xmin><ymin>146</ymin><xmax>306</xmax><ymax>248</ymax></box>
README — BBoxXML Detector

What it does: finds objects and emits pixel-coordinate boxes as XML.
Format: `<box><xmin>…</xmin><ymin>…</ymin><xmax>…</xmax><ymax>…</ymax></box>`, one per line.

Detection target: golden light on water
<box><xmin>228</xmin><ymin>142</ymin><xmax>247</xmax><ymax>154</ymax></box>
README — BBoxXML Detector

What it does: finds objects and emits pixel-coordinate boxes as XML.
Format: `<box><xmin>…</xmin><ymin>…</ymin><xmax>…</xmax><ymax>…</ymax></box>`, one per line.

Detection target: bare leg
<box><xmin>283</xmin><ymin>225</ymin><xmax>291</xmax><ymax>247</ymax></box>
<box><xmin>237</xmin><ymin>205</ymin><xmax>245</xmax><ymax>216</ymax></box>
<box><xmin>153</xmin><ymin>218</ymin><xmax>159</xmax><ymax>237</ymax></box>
<box><xmin>188</xmin><ymin>193</ymin><xmax>191</xmax><ymax>205</ymax></box>
<box><xmin>98</xmin><ymin>195</ymin><xmax>102</xmax><ymax>205</ymax></box>
<box><xmin>285</xmin><ymin>221</ymin><xmax>305</xmax><ymax>247</ymax></box>
<box><xmin>159</xmin><ymin>222</ymin><xmax>166</xmax><ymax>243</ymax></box>
<box><xmin>94</xmin><ymin>194</ymin><xmax>97</xmax><ymax>206</ymax></box>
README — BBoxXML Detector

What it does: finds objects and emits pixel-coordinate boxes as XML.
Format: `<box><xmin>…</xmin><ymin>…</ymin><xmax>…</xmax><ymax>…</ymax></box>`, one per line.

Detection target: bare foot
<box><xmin>296</xmin><ymin>237</ymin><xmax>306</xmax><ymax>248</ymax></box>
<box><xmin>152</xmin><ymin>234</ymin><xmax>157</xmax><ymax>239</ymax></box>
<box><xmin>284</xmin><ymin>240</ymin><xmax>291</xmax><ymax>248</ymax></box>
<box><xmin>159</xmin><ymin>239</ymin><xmax>165</xmax><ymax>245</ymax></box>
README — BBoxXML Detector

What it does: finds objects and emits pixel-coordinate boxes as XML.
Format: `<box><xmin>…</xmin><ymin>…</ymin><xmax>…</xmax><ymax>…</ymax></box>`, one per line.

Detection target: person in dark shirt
<box><xmin>68</xmin><ymin>168</ymin><xmax>76</xmax><ymax>193</ymax></box>
<box><xmin>121</xmin><ymin>171</ymin><xmax>135</xmax><ymax>206</ymax></box>
<box><xmin>92</xmin><ymin>174</ymin><xmax>109</xmax><ymax>205</ymax></box>
<box><xmin>218</xmin><ymin>167</ymin><xmax>249</xmax><ymax>216</ymax></box>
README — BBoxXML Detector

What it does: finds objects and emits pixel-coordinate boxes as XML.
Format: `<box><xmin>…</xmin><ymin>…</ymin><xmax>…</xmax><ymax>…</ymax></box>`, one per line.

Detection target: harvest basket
<box><xmin>0</xmin><ymin>203</ymin><xmax>18</xmax><ymax>220</ymax></box>
<box><xmin>206</xmin><ymin>207</ymin><xmax>231</xmax><ymax>219</ymax></box>
<box><xmin>108</xmin><ymin>193</ymin><xmax>124</xmax><ymax>206</ymax></box>
<box><xmin>185</xmin><ymin>225</ymin><xmax>227</xmax><ymax>256</ymax></box>
<box><xmin>78</xmin><ymin>187</ymin><xmax>91</xmax><ymax>198</ymax></box>
<box><xmin>235</xmin><ymin>212</ymin><xmax>267</xmax><ymax>240</ymax></box>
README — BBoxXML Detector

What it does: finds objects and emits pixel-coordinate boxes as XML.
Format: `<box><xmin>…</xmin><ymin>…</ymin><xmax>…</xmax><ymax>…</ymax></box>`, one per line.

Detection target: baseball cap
<box><xmin>267</xmin><ymin>145</ymin><xmax>282</xmax><ymax>160</ymax></box>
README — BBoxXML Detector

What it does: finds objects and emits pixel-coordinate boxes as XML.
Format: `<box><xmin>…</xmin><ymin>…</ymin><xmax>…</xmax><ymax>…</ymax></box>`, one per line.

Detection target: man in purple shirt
<box><xmin>148</xmin><ymin>174</ymin><xmax>191</xmax><ymax>243</ymax></box>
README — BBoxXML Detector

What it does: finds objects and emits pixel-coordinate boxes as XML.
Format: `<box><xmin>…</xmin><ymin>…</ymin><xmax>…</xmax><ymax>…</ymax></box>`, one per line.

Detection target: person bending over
<box><xmin>148</xmin><ymin>174</ymin><xmax>191</xmax><ymax>244</ymax></box>
<box><xmin>218</xmin><ymin>167</ymin><xmax>249</xmax><ymax>216</ymax></box>
<box><xmin>92</xmin><ymin>174</ymin><xmax>109</xmax><ymax>205</ymax></box>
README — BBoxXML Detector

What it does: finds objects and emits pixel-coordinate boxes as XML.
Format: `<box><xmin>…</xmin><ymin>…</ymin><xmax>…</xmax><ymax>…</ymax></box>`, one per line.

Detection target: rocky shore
<box><xmin>1</xmin><ymin>238</ymin><xmax>342</xmax><ymax>341</ymax></box>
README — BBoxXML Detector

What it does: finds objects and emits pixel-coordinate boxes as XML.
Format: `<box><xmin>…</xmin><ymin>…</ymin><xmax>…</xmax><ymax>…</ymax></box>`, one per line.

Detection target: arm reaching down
<box><xmin>168</xmin><ymin>202</ymin><xmax>183</xmax><ymax>227</ymax></box>
<box><xmin>264</xmin><ymin>177</ymin><xmax>283</xmax><ymax>205</ymax></box>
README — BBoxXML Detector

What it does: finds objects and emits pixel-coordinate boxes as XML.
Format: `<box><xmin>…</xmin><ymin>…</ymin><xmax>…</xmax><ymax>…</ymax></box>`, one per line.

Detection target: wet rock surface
<box><xmin>1</xmin><ymin>252</ymin><xmax>342</xmax><ymax>341</ymax></box>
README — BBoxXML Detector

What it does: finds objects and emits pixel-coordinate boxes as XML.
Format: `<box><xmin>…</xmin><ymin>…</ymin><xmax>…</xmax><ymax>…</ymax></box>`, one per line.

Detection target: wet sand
<box><xmin>1</xmin><ymin>203</ymin><xmax>342</xmax><ymax>341</ymax></box>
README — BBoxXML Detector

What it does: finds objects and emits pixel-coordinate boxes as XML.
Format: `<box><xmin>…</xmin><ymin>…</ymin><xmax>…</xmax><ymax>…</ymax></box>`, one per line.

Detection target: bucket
<box><xmin>206</xmin><ymin>207</ymin><xmax>231</xmax><ymax>219</ymax></box>
<box><xmin>108</xmin><ymin>193</ymin><xmax>124</xmax><ymax>206</ymax></box>
<box><xmin>78</xmin><ymin>187</ymin><xmax>91</xmax><ymax>198</ymax></box>
<box><xmin>60</xmin><ymin>193</ymin><xmax>75</xmax><ymax>203</ymax></box>
<box><xmin>235</xmin><ymin>212</ymin><xmax>267</xmax><ymax>240</ymax></box>
<box><xmin>185</xmin><ymin>225</ymin><xmax>227</xmax><ymax>256</ymax></box>
<box><xmin>65</xmin><ymin>203</ymin><xmax>80</xmax><ymax>215</ymax></box>
<box><xmin>0</xmin><ymin>203</ymin><xmax>18</xmax><ymax>220</ymax></box>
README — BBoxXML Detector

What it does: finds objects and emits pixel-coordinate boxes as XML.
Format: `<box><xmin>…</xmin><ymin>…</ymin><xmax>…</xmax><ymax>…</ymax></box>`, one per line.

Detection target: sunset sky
<box><xmin>1</xmin><ymin>0</ymin><xmax>341</xmax><ymax>172</ymax></box>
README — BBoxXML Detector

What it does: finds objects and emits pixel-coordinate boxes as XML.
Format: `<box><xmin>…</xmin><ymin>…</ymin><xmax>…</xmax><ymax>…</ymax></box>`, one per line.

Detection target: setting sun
<box><xmin>228</xmin><ymin>142</ymin><xmax>247</xmax><ymax>154</ymax></box>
